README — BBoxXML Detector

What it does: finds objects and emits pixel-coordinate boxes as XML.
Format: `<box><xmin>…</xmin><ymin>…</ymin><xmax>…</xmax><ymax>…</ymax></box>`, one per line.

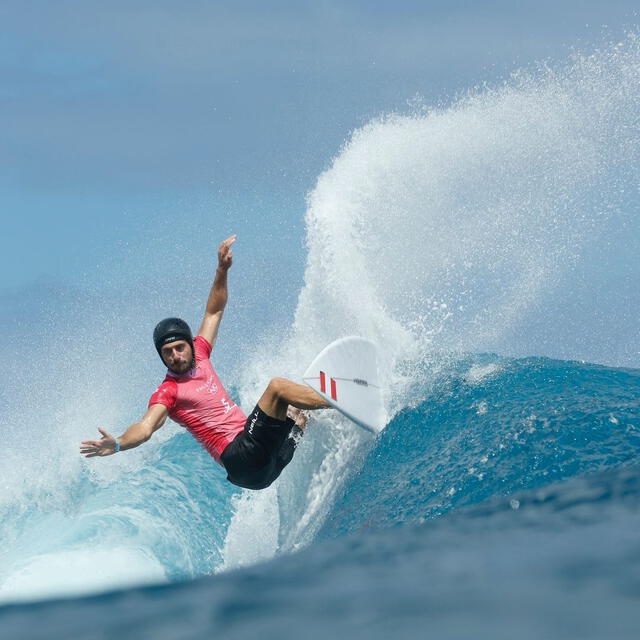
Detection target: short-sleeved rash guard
<box><xmin>149</xmin><ymin>335</ymin><xmax>246</xmax><ymax>463</ymax></box>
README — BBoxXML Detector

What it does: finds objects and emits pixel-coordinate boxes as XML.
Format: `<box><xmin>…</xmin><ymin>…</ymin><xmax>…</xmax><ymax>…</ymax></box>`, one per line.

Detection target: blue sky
<box><xmin>2</xmin><ymin>1</ymin><xmax>638</xmax><ymax>297</ymax></box>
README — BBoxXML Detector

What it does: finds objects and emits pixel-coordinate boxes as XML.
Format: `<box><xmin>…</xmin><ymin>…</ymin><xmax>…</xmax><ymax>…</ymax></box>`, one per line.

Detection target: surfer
<box><xmin>80</xmin><ymin>235</ymin><xmax>330</xmax><ymax>490</ymax></box>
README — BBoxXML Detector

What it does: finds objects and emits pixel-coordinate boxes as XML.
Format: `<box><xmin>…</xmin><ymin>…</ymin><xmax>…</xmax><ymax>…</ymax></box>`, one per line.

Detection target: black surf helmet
<box><xmin>153</xmin><ymin>317</ymin><xmax>195</xmax><ymax>365</ymax></box>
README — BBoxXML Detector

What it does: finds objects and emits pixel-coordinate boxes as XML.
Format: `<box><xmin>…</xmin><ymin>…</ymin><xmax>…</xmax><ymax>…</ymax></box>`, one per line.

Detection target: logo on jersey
<box><xmin>221</xmin><ymin>397</ymin><xmax>236</xmax><ymax>415</ymax></box>
<box><xmin>196</xmin><ymin>374</ymin><xmax>219</xmax><ymax>394</ymax></box>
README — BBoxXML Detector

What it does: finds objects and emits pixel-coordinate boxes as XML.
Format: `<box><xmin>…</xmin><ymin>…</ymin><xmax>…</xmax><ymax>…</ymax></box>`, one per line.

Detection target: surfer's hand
<box><xmin>217</xmin><ymin>235</ymin><xmax>236</xmax><ymax>271</ymax></box>
<box><xmin>80</xmin><ymin>428</ymin><xmax>118</xmax><ymax>457</ymax></box>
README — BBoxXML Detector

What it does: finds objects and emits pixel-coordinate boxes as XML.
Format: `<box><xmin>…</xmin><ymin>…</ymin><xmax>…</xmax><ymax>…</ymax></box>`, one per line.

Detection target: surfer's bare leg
<box><xmin>258</xmin><ymin>377</ymin><xmax>329</xmax><ymax>421</ymax></box>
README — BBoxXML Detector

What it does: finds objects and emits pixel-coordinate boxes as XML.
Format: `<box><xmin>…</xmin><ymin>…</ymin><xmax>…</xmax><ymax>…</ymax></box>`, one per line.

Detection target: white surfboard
<box><xmin>303</xmin><ymin>336</ymin><xmax>386</xmax><ymax>434</ymax></box>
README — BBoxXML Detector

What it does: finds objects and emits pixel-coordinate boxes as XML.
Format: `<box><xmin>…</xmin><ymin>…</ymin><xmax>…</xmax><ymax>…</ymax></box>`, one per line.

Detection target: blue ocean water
<box><xmin>321</xmin><ymin>356</ymin><xmax>640</xmax><ymax>538</ymax></box>
<box><xmin>2</xmin><ymin>34</ymin><xmax>640</xmax><ymax>638</ymax></box>
<box><xmin>2</xmin><ymin>357</ymin><xmax>640</xmax><ymax>639</ymax></box>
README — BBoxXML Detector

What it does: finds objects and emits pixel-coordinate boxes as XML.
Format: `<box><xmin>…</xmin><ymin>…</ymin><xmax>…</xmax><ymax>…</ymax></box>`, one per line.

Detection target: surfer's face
<box><xmin>161</xmin><ymin>340</ymin><xmax>194</xmax><ymax>374</ymax></box>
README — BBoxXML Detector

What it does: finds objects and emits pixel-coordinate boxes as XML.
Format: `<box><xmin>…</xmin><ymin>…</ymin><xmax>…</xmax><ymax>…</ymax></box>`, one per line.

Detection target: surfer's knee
<box><xmin>266</xmin><ymin>377</ymin><xmax>289</xmax><ymax>401</ymax></box>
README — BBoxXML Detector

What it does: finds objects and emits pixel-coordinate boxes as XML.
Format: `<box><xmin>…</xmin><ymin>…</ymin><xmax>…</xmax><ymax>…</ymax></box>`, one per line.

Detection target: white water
<box><xmin>0</xmin><ymin>303</ymin><xmax>229</xmax><ymax>602</ymax></box>
<box><xmin>220</xmin><ymin>34</ymin><xmax>640</xmax><ymax>569</ymax></box>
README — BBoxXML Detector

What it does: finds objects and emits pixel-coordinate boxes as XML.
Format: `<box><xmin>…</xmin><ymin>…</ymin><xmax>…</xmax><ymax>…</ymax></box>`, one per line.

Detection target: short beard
<box><xmin>168</xmin><ymin>358</ymin><xmax>194</xmax><ymax>375</ymax></box>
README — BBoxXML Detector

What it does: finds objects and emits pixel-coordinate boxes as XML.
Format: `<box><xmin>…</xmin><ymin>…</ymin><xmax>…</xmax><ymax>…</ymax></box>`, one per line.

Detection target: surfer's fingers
<box><xmin>97</xmin><ymin>427</ymin><xmax>113</xmax><ymax>439</ymax></box>
<box><xmin>219</xmin><ymin>236</ymin><xmax>236</xmax><ymax>256</ymax></box>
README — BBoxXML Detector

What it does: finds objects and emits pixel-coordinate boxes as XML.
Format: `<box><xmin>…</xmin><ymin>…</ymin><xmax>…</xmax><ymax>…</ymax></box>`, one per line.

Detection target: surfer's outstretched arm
<box><xmin>198</xmin><ymin>235</ymin><xmax>236</xmax><ymax>350</ymax></box>
<box><xmin>80</xmin><ymin>404</ymin><xmax>168</xmax><ymax>457</ymax></box>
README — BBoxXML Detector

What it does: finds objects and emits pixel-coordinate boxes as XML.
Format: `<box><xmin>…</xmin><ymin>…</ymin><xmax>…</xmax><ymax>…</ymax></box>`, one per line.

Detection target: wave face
<box><xmin>320</xmin><ymin>355</ymin><xmax>640</xmax><ymax>539</ymax></box>
<box><xmin>1</xmin><ymin>33</ymin><xmax>640</xmax><ymax>638</ymax></box>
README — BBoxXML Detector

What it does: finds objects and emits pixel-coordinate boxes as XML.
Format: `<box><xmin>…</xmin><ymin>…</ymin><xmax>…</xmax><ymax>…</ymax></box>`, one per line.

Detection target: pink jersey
<box><xmin>148</xmin><ymin>335</ymin><xmax>246</xmax><ymax>463</ymax></box>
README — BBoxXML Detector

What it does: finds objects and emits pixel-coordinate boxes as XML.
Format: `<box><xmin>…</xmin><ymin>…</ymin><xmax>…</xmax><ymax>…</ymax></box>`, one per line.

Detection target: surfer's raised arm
<box><xmin>80</xmin><ymin>404</ymin><xmax>168</xmax><ymax>457</ymax></box>
<box><xmin>197</xmin><ymin>234</ymin><xmax>236</xmax><ymax>350</ymax></box>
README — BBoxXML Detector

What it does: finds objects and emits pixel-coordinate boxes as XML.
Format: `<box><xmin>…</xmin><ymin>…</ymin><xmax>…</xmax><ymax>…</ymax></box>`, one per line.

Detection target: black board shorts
<box><xmin>220</xmin><ymin>404</ymin><xmax>303</xmax><ymax>490</ymax></box>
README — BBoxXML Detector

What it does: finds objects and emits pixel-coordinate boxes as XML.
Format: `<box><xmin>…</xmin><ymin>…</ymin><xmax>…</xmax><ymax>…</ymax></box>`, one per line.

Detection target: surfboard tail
<box><xmin>303</xmin><ymin>336</ymin><xmax>386</xmax><ymax>434</ymax></box>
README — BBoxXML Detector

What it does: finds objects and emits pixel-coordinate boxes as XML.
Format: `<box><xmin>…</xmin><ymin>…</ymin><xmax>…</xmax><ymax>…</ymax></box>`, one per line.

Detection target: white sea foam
<box><xmin>221</xmin><ymin>33</ymin><xmax>640</xmax><ymax>566</ymax></box>
<box><xmin>464</xmin><ymin>363</ymin><xmax>502</xmax><ymax>385</ymax></box>
<box><xmin>217</xmin><ymin>486</ymin><xmax>280</xmax><ymax>571</ymax></box>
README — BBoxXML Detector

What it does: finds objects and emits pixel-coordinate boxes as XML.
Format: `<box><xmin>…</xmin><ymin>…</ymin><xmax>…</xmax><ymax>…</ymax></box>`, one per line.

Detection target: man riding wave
<box><xmin>80</xmin><ymin>235</ymin><xmax>329</xmax><ymax>490</ymax></box>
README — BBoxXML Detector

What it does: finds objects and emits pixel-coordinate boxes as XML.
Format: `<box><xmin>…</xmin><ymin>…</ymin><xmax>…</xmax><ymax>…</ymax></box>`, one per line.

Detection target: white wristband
<box><xmin>114</xmin><ymin>439</ymin><xmax>121</xmax><ymax>453</ymax></box>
